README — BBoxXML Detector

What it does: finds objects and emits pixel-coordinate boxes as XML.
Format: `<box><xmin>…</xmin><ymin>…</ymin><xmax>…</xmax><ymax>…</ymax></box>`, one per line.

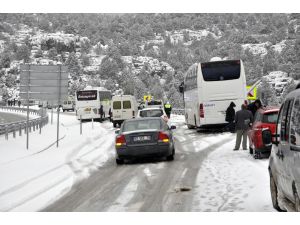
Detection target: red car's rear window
<box><xmin>262</xmin><ymin>112</ymin><xmax>278</xmax><ymax>124</ymax></box>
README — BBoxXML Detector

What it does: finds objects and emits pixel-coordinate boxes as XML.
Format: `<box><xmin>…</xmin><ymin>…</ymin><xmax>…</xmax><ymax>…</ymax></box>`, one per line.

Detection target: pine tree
<box><xmin>15</xmin><ymin>45</ymin><xmax>31</xmax><ymax>62</ymax></box>
<box><xmin>65</xmin><ymin>52</ymin><xmax>81</xmax><ymax>80</ymax></box>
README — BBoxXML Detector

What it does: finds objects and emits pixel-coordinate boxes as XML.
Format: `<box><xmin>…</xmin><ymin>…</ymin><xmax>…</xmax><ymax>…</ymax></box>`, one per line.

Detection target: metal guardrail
<box><xmin>0</xmin><ymin>106</ymin><xmax>48</xmax><ymax>139</ymax></box>
<box><xmin>172</xmin><ymin>108</ymin><xmax>185</xmax><ymax>115</ymax></box>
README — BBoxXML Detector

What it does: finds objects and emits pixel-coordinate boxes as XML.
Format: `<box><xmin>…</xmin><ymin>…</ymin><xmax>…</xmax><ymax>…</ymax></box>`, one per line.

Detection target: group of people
<box><xmin>7</xmin><ymin>99</ymin><xmax>21</xmax><ymax>107</ymax></box>
<box><xmin>225</xmin><ymin>99</ymin><xmax>263</xmax><ymax>151</ymax></box>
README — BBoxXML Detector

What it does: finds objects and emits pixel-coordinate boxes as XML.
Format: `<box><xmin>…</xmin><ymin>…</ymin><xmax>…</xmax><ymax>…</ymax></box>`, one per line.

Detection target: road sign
<box><xmin>246</xmin><ymin>85</ymin><xmax>257</xmax><ymax>100</ymax></box>
<box><xmin>19</xmin><ymin>64</ymin><xmax>69</xmax><ymax>149</ymax></box>
<box><xmin>144</xmin><ymin>95</ymin><xmax>152</xmax><ymax>102</ymax></box>
<box><xmin>19</xmin><ymin>65</ymin><xmax>68</xmax><ymax>105</ymax></box>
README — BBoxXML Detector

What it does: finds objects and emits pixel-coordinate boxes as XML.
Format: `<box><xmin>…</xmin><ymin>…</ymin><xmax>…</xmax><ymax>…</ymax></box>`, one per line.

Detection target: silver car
<box><xmin>115</xmin><ymin>117</ymin><xmax>176</xmax><ymax>164</ymax></box>
<box><xmin>267</xmin><ymin>86</ymin><xmax>300</xmax><ymax>211</ymax></box>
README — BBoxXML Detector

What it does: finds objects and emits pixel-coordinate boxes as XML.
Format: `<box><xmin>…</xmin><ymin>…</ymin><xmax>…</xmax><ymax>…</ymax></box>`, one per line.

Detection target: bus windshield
<box><xmin>77</xmin><ymin>90</ymin><xmax>97</xmax><ymax>101</ymax></box>
<box><xmin>201</xmin><ymin>60</ymin><xmax>241</xmax><ymax>81</ymax></box>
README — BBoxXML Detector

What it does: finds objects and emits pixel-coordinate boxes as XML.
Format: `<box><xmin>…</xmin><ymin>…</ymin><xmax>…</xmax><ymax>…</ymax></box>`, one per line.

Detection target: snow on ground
<box><xmin>192</xmin><ymin>137</ymin><xmax>274</xmax><ymax>212</ymax></box>
<box><xmin>0</xmin><ymin>111</ymin><xmax>116</xmax><ymax>211</ymax></box>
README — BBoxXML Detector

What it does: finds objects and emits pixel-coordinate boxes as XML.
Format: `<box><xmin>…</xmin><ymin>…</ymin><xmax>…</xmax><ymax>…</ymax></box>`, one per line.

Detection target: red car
<box><xmin>248</xmin><ymin>107</ymin><xmax>279</xmax><ymax>159</ymax></box>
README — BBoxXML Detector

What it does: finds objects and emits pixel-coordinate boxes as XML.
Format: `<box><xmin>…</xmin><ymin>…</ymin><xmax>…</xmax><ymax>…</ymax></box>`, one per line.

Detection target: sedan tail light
<box><xmin>158</xmin><ymin>132</ymin><xmax>169</xmax><ymax>143</ymax></box>
<box><xmin>116</xmin><ymin>135</ymin><xmax>126</xmax><ymax>147</ymax></box>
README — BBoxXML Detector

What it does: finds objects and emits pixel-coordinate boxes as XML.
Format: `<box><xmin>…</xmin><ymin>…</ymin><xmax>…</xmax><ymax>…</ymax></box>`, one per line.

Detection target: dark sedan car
<box><xmin>115</xmin><ymin>117</ymin><xmax>176</xmax><ymax>164</ymax></box>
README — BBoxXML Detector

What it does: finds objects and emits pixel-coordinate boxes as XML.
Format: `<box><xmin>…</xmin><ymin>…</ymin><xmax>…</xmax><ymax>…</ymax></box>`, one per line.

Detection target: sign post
<box><xmin>26</xmin><ymin>65</ymin><xmax>30</xmax><ymax>150</ymax></box>
<box><xmin>20</xmin><ymin>65</ymin><xmax>68</xmax><ymax>149</ymax></box>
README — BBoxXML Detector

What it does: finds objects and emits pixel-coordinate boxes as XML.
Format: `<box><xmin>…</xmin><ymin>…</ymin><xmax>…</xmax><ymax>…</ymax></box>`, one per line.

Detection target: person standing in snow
<box><xmin>99</xmin><ymin>105</ymin><xmax>104</xmax><ymax>122</ymax></box>
<box><xmin>233</xmin><ymin>104</ymin><xmax>253</xmax><ymax>151</ymax></box>
<box><xmin>225</xmin><ymin>101</ymin><xmax>236</xmax><ymax>132</ymax></box>
<box><xmin>18</xmin><ymin>100</ymin><xmax>21</xmax><ymax>107</ymax></box>
<box><xmin>247</xmin><ymin>99</ymin><xmax>262</xmax><ymax>117</ymax></box>
<box><xmin>164</xmin><ymin>101</ymin><xmax>172</xmax><ymax>119</ymax></box>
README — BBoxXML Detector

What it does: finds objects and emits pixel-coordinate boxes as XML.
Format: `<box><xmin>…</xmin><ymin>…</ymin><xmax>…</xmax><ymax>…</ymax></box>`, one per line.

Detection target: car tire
<box><xmin>166</xmin><ymin>148</ymin><xmax>175</xmax><ymax>161</ymax></box>
<box><xmin>270</xmin><ymin>173</ymin><xmax>282</xmax><ymax>211</ymax></box>
<box><xmin>187</xmin><ymin>124</ymin><xmax>194</xmax><ymax>129</ymax></box>
<box><xmin>116</xmin><ymin>158</ymin><xmax>124</xmax><ymax>165</ymax></box>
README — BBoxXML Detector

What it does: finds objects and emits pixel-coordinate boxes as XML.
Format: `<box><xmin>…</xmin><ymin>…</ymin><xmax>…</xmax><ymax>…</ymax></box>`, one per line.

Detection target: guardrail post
<box><xmin>19</xmin><ymin>123</ymin><xmax>22</xmax><ymax>136</ymax></box>
<box><xmin>13</xmin><ymin>125</ymin><xmax>16</xmax><ymax>138</ymax></box>
<box><xmin>80</xmin><ymin>115</ymin><xmax>82</xmax><ymax>135</ymax></box>
<box><xmin>5</xmin><ymin>125</ymin><xmax>8</xmax><ymax>140</ymax></box>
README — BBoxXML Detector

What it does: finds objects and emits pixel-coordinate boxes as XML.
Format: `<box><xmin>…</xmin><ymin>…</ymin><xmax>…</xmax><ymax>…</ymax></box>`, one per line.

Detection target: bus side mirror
<box><xmin>179</xmin><ymin>82</ymin><xmax>184</xmax><ymax>93</ymax></box>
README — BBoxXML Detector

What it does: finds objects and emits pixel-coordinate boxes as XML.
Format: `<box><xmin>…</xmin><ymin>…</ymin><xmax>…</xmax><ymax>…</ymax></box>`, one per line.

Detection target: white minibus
<box><xmin>75</xmin><ymin>87</ymin><xmax>111</xmax><ymax>120</ymax></box>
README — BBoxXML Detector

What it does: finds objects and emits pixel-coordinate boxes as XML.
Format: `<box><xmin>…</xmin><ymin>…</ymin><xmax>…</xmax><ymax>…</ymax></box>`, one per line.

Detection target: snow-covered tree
<box><xmin>65</xmin><ymin>52</ymin><xmax>81</xmax><ymax>80</ymax></box>
<box><xmin>167</xmin><ymin>84</ymin><xmax>183</xmax><ymax>108</ymax></box>
<box><xmin>48</xmin><ymin>47</ymin><xmax>58</xmax><ymax>60</ymax></box>
<box><xmin>280</xmin><ymin>79</ymin><xmax>297</xmax><ymax>103</ymax></box>
<box><xmin>259</xmin><ymin>78</ymin><xmax>279</xmax><ymax>106</ymax></box>
<box><xmin>15</xmin><ymin>45</ymin><xmax>31</xmax><ymax>62</ymax></box>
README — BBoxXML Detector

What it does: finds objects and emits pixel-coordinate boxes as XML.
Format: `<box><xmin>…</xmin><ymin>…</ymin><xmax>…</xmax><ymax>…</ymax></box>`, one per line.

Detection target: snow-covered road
<box><xmin>0</xmin><ymin>111</ymin><xmax>275</xmax><ymax>211</ymax></box>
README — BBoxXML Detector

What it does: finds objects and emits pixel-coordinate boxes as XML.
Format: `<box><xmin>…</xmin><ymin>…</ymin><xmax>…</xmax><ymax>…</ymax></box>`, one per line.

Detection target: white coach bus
<box><xmin>182</xmin><ymin>59</ymin><xmax>247</xmax><ymax>129</ymax></box>
<box><xmin>75</xmin><ymin>87</ymin><xmax>112</xmax><ymax>120</ymax></box>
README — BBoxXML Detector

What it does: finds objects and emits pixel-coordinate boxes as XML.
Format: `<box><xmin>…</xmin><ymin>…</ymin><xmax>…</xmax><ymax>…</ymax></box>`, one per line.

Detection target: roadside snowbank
<box><xmin>0</xmin><ymin>112</ymin><xmax>116</xmax><ymax>211</ymax></box>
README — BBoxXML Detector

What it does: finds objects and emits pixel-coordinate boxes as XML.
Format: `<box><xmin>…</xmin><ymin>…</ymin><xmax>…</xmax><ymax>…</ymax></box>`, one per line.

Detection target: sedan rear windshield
<box><xmin>123</xmin><ymin>119</ymin><xmax>161</xmax><ymax>132</ymax></box>
<box><xmin>140</xmin><ymin>109</ymin><xmax>163</xmax><ymax>117</ymax></box>
<box><xmin>201</xmin><ymin>60</ymin><xmax>241</xmax><ymax>81</ymax></box>
<box><xmin>262</xmin><ymin>112</ymin><xmax>278</xmax><ymax>124</ymax></box>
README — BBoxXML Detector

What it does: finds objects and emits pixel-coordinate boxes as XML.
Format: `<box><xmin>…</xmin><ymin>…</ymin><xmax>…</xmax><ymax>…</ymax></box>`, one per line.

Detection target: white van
<box><xmin>62</xmin><ymin>97</ymin><xmax>75</xmax><ymax>112</ymax></box>
<box><xmin>111</xmin><ymin>95</ymin><xmax>137</xmax><ymax>127</ymax></box>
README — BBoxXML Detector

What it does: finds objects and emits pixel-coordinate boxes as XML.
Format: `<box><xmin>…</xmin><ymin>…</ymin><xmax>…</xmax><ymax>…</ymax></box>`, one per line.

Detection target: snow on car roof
<box><xmin>140</xmin><ymin>107</ymin><xmax>163</xmax><ymax>111</ymax></box>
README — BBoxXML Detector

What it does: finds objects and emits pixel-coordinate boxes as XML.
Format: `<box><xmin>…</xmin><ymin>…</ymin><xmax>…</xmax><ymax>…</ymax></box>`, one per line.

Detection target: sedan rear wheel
<box><xmin>270</xmin><ymin>173</ymin><xmax>281</xmax><ymax>211</ymax></box>
<box><xmin>116</xmin><ymin>158</ymin><xmax>124</xmax><ymax>165</ymax></box>
<box><xmin>166</xmin><ymin>148</ymin><xmax>175</xmax><ymax>161</ymax></box>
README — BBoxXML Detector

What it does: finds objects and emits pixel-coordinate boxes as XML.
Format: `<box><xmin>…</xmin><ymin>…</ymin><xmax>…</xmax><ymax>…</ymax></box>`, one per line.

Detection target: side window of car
<box><xmin>290</xmin><ymin>98</ymin><xmax>300</xmax><ymax>147</ymax></box>
<box><xmin>280</xmin><ymin>99</ymin><xmax>293</xmax><ymax>142</ymax></box>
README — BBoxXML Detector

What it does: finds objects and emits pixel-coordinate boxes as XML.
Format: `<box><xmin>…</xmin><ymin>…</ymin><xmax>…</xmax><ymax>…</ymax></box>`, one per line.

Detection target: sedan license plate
<box><xmin>84</xmin><ymin>108</ymin><xmax>91</xmax><ymax>112</ymax></box>
<box><xmin>133</xmin><ymin>136</ymin><xmax>151</xmax><ymax>142</ymax></box>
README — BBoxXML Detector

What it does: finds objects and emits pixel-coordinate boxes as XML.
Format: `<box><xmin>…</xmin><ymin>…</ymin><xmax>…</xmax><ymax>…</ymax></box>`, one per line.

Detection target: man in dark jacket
<box><xmin>247</xmin><ymin>99</ymin><xmax>262</xmax><ymax>117</ymax></box>
<box><xmin>234</xmin><ymin>104</ymin><xmax>253</xmax><ymax>150</ymax></box>
<box><xmin>99</xmin><ymin>105</ymin><xmax>104</xmax><ymax>122</ymax></box>
<box><xmin>164</xmin><ymin>101</ymin><xmax>172</xmax><ymax>119</ymax></box>
<box><xmin>225</xmin><ymin>101</ymin><xmax>236</xmax><ymax>132</ymax></box>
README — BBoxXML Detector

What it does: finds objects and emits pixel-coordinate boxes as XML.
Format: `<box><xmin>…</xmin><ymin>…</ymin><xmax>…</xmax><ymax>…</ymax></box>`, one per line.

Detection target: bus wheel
<box><xmin>187</xmin><ymin>124</ymin><xmax>194</xmax><ymax>129</ymax></box>
<box><xmin>113</xmin><ymin>122</ymin><xmax>117</xmax><ymax>128</ymax></box>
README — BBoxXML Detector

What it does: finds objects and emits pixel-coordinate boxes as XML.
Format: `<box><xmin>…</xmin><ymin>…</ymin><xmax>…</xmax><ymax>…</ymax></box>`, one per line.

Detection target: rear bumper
<box><xmin>116</xmin><ymin>144</ymin><xmax>171</xmax><ymax>159</ymax></box>
<box><xmin>255</xmin><ymin>145</ymin><xmax>272</xmax><ymax>153</ymax></box>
